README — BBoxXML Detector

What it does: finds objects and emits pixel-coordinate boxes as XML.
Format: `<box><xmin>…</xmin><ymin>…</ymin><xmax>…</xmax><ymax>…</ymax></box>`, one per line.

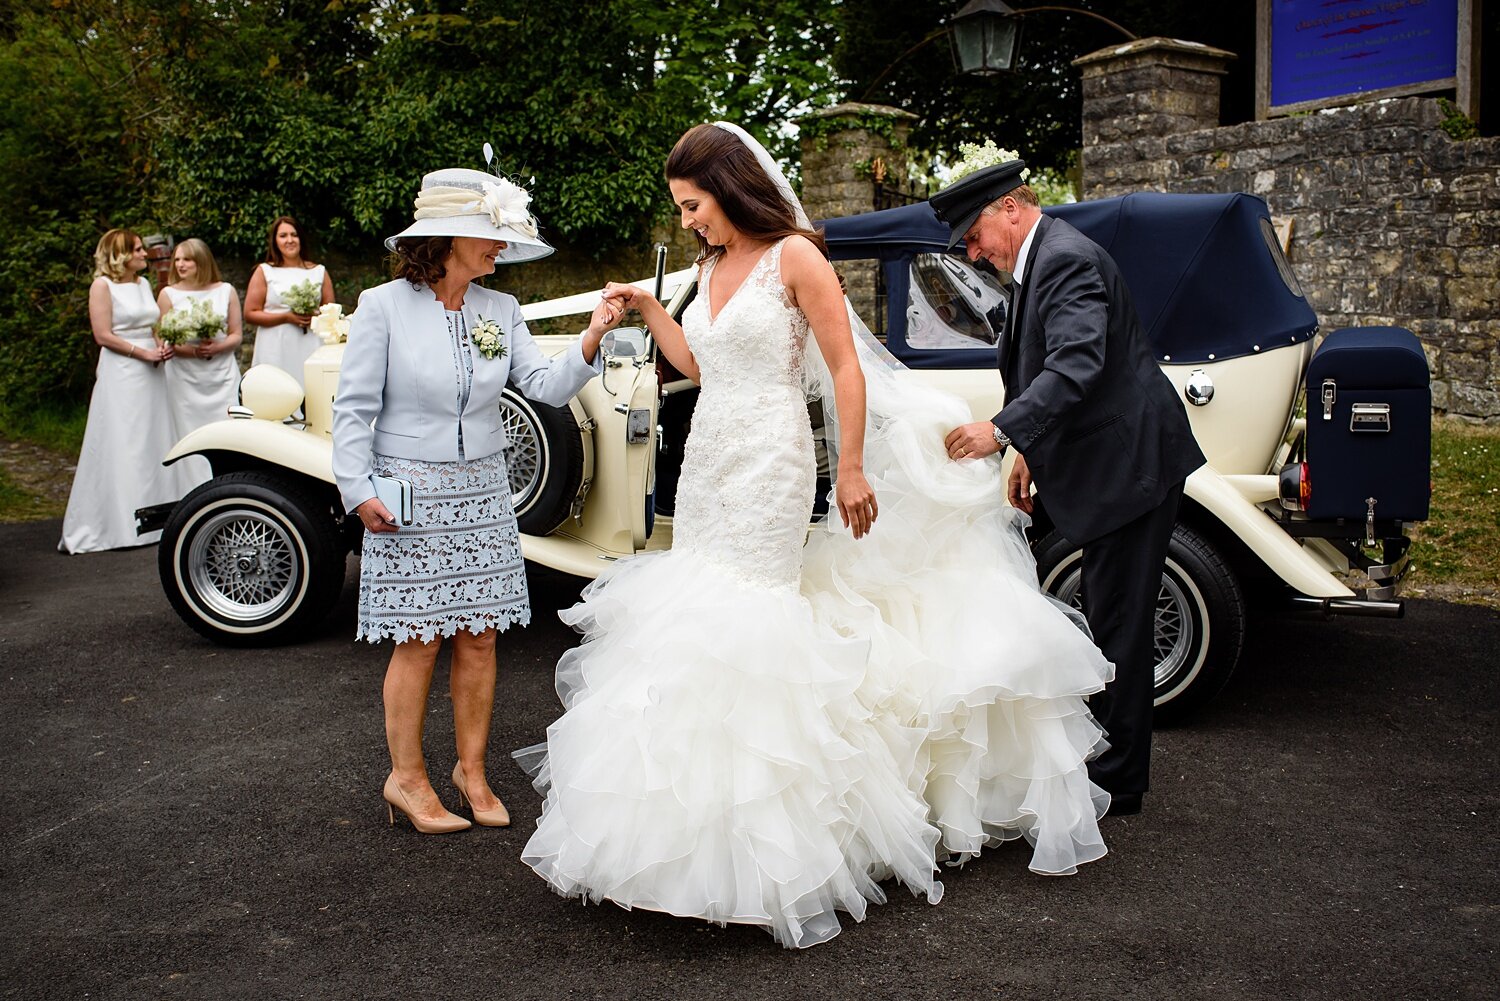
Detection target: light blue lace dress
<box><xmin>356</xmin><ymin>310</ymin><xmax>530</xmax><ymax>643</ymax></box>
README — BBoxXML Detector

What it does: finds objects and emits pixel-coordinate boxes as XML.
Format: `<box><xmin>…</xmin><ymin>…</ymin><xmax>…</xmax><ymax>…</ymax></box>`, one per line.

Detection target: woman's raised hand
<box><xmin>602</xmin><ymin>282</ymin><xmax>653</xmax><ymax>313</ymax></box>
<box><xmin>586</xmin><ymin>295</ymin><xmax>626</xmax><ymax>337</ymax></box>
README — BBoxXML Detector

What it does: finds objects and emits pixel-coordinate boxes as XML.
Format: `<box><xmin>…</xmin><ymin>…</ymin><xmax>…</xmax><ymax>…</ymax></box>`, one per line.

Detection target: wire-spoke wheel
<box><xmin>1035</xmin><ymin>523</ymin><xmax>1245</xmax><ymax>725</ymax></box>
<box><xmin>187</xmin><ymin>509</ymin><xmax>299</xmax><ymax>621</ymax></box>
<box><xmin>160</xmin><ymin>472</ymin><xmax>345</xmax><ymax>646</ymax></box>
<box><xmin>498</xmin><ymin>388</ymin><xmax>587</xmax><ymax>536</ymax></box>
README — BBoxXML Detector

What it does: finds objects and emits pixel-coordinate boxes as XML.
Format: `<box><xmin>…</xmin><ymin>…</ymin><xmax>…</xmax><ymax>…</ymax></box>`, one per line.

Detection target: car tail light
<box><xmin>1279</xmin><ymin>462</ymin><xmax>1310</xmax><ymax>512</ymax></box>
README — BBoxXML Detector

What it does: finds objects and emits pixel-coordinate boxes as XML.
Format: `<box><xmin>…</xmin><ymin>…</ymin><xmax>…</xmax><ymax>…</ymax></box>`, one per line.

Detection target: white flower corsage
<box><xmin>473</xmin><ymin>316</ymin><xmax>506</xmax><ymax>360</ymax></box>
<box><xmin>478</xmin><ymin>178</ymin><xmax>539</xmax><ymax>238</ymax></box>
<box><xmin>950</xmin><ymin>140</ymin><xmax>1031</xmax><ymax>184</ymax></box>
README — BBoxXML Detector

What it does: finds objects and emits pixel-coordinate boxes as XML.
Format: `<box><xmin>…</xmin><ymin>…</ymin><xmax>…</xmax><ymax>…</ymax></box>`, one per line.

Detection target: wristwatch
<box><xmin>992</xmin><ymin>424</ymin><xmax>1011</xmax><ymax>455</ymax></box>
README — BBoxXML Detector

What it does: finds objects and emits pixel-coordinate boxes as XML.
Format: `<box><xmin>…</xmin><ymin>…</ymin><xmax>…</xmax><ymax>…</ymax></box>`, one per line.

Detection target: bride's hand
<box><xmin>586</xmin><ymin>296</ymin><xmax>625</xmax><ymax>337</ymax></box>
<box><xmin>602</xmin><ymin>282</ymin><xmax>653</xmax><ymax>312</ymax></box>
<box><xmin>836</xmin><ymin>468</ymin><xmax>878</xmax><ymax>540</ymax></box>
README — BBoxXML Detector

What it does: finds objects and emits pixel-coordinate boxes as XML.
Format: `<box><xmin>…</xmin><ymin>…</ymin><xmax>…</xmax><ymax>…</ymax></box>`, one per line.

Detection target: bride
<box><xmin>519</xmin><ymin>123</ymin><xmax>1113</xmax><ymax>948</ymax></box>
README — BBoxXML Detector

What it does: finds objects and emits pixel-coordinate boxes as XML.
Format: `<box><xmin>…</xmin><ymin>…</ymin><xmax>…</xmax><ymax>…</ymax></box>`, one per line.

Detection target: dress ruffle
<box><xmin>521</xmin><ymin>552</ymin><xmax>943</xmax><ymax>949</ymax></box>
<box><xmin>801</xmin><ymin>377</ymin><xmax>1113</xmax><ymax>874</ymax></box>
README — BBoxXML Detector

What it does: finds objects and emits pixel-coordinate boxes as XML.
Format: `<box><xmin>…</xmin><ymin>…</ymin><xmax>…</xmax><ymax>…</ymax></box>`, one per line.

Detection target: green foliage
<box><xmin>834</xmin><ymin>0</ymin><xmax>1256</xmax><ymax>174</ymax></box>
<box><xmin>1027</xmin><ymin>167</ymin><xmax>1077</xmax><ymax>207</ymax></box>
<box><xmin>0</xmin><ymin>0</ymin><xmax>1269</xmax><ymax>416</ymax></box>
<box><xmin>798</xmin><ymin>109</ymin><xmax>905</xmax><ymax>151</ymax></box>
<box><xmin>0</xmin><ymin>2</ymin><xmax>163</xmax><ymax>413</ymax></box>
<box><xmin>1</xmin><ymin>0</ymin><xmax>843</xmax><ymax>414</ymax></box>
<box><xmin>1437</xmin><ymin>98</ymin><xmax>1480</xmax><ymax>141</ymax></box>
<box><xmin>1409</xmin><ymin>420</ymin><xmax>1500</xmax><ymax>598</ymax></box>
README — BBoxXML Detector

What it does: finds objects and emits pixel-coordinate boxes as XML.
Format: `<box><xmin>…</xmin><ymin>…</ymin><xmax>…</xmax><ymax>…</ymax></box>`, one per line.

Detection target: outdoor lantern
<box><xmin>949</xmin><ymin>0</ymin><xmax>1021</xmax><ymax>76</ymax></box>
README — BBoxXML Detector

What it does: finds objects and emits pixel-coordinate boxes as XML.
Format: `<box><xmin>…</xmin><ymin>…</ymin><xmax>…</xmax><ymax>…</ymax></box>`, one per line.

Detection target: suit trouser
<box><xmin>1081</xmin><ymin>481</ymin><xmax>1184</xmax><ymax>796</ymax></box>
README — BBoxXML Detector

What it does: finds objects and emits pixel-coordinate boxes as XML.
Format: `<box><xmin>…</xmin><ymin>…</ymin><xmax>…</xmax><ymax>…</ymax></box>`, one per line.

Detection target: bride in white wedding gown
<box><xmin>519</xmin><ymin>123</ymin><xmax>1113</xmax><ymax>948</ymax></box>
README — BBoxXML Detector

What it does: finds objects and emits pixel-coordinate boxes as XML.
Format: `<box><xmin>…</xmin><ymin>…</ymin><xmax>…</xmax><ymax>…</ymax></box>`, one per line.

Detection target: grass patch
<box><xmin>2</xmin><ymin>400</ymin><xmax>88</xmax><ymax>458</ymax></box>
<box><xmin>0</xmin><ymin>399</ymin><xmax>84</xmax><ymax>522</ymax></box>
<box><xmin>1407</xmin><ymin>418</ymin><xmax>1500</xmax><ymax>601</ymax></box>
<box><xmin>0</xmin><ymin>466</ymin><xmax>61</xmax><ymax>521</ymax></box>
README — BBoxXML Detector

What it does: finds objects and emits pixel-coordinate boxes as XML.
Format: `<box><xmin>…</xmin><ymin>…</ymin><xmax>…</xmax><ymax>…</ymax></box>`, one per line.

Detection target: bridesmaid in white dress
<box><xmin>157</xmin><ymin>238</ymin><xmax>243</xmax><ymax>485</ymax></box>
<box><xmin>59</xmin><ymin>229</ymin><xmax>183</xmax><ymax>554</ymax></box>
<box><xmin>244</xmin><ymin>215</ymin><xmax>333</xmax><ymax>390</ymax></box>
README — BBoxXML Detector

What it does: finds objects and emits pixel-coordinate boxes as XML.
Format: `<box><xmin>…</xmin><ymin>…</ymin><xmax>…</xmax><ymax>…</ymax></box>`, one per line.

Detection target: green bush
<box><xmin>1</xmin><ymin>0</ymin><xmax>842</xmax><ymax>418</ymax></box>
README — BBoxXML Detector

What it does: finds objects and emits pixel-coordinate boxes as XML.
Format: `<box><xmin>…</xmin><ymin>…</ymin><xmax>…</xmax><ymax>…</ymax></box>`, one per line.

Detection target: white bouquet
<box><xmin>283</xmin><ymin>278</ymin><xmax>322</xmax><ymax>315</ymax></box>
<box><xmin>949</xmin><ymin>140</ymin><xmax>1031</xmax><ymax>184</ymax></box>
<box><xmin>310</xmin><ymin>303</ymin><xmax>352</xmax><ymax>345</ymax></box>
<box><xmin>158</xmin><ymin>298</ymin><xmax>225</xmax><ymax>346</ymax></box>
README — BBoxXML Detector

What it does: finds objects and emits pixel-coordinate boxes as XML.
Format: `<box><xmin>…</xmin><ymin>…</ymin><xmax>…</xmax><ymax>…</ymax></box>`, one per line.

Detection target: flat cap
<box><xmin>930</xmin><ymin>160</ymin><xmax>1028</xmax><ymax>249</ymax></box>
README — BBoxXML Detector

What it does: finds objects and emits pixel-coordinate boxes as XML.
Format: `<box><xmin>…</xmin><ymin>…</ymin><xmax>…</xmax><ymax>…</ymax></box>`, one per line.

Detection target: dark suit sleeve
<box><xmin>993</xmin><ymin>251</ymin><xmax>1109</xmax><ymax>453</ymax></box>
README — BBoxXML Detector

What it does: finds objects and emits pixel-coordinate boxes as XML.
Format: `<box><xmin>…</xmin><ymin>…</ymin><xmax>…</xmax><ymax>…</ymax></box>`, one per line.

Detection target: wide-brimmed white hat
<box><xmin>385</xmin><ymin>167</ymin><xmax>554</xmax><ymax>263</ymax></box>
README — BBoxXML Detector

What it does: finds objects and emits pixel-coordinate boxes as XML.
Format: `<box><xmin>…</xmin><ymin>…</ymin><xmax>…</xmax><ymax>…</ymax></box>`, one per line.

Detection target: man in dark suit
<box><xmin>933</xmin><ymin>160</ymin><xmax>1205</xmax><ymax>816</ymax></box>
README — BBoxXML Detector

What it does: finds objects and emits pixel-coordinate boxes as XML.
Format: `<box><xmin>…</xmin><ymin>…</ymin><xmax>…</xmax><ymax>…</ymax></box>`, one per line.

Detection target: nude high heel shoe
<box><xmin>452</xmin><ymin>762</ymin><xmax>510</xmax><ymax>827</ymax></box>
<box><xmin>383</xmin><ymin>773</ymin><xmax>471</xmax><ymax>834</ymax></box>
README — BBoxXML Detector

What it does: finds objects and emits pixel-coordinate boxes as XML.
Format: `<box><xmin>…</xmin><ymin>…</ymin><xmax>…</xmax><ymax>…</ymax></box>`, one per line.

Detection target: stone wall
<box><xmin>800</xmin><ymin>103</ymin><xmax>918</xmax><ymax>325</ymax></box>
<box><xmin>1075</xmin><ymin>38</ymin><xmax>1500</xmax><ymax>422</ymax></box>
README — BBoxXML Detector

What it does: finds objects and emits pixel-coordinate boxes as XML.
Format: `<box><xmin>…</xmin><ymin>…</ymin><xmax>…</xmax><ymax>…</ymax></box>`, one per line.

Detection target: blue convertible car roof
<box><xmin>819</xmin><ymin>192</ymin><xmax>1318</xmax><ymax>365</ymax></box>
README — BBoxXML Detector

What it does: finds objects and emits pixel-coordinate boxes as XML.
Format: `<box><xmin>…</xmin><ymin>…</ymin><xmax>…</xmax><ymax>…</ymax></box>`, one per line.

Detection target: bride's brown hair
<box><xmin>665</xmin><ymin>124</ymin><xmax>828</xmax><ymax>263</ymax></box>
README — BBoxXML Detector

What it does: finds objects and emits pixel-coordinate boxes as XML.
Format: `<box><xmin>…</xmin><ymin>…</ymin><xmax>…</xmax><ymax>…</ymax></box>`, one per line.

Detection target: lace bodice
<box><xmin>685</xmin><ymin>240</ymin><xmax>810</xmax><ymax>392</ymax></box>
<box><xmin>672</xmin><ymin>239</ymin><xmax>816</xmax><ymax>591</ymax></box>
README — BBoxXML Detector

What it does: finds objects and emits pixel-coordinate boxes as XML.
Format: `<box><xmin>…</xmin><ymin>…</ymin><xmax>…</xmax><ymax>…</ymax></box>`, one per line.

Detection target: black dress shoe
<box><xmin>1103</xmin><ymin>792</ymin><xmax>1143</xmax><ymax>816</ymax></box>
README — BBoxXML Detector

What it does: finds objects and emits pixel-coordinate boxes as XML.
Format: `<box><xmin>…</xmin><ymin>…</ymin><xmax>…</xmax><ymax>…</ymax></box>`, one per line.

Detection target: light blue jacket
<box><xmin>332</xmin><ymin>278</ymin><xmax>601</xmax><ymax>514</ymax></box>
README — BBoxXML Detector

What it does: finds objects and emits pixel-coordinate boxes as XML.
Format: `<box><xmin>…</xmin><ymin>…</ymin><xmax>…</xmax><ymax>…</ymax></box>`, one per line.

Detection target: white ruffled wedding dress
<box><xmin>520</xmin><ymin>238</ymin><xmax>1113</xmax><ymax>948</ymax></box>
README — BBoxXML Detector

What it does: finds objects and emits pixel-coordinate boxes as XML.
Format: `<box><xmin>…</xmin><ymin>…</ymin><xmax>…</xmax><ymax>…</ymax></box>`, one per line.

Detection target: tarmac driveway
<box><xmin>2</xmin><ymin>519</ymin><xmax>1495</xmax><ymax>1000</ymax></box>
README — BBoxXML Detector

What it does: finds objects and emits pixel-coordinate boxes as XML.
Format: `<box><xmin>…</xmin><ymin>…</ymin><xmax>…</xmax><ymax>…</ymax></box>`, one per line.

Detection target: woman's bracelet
<box><xmin>127</xmin><ymin>344</ymin><xmax>136</xmax><ymax>359</ymax></box>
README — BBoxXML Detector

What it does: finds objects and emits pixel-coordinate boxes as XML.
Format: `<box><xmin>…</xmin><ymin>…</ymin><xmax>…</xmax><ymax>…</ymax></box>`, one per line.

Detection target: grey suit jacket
<box><xmin>332</xmin><ymin>278</ymin><xmax>601</xmax><ymax>514</ymax></box>
<box><xmin>993</xmin><ymin>215</ymin><xmax>1204</xmax><ymax>544</ymax></box>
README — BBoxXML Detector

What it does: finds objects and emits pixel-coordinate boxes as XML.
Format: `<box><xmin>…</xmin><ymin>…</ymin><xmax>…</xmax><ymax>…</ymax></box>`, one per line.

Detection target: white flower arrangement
<box><xmin>479</xmin><ymin>178</ymin><xmax>539</xmax><ymax>237</ymax></box>
<box><xmin>158</xmin><ymin>297</ymin><xmax>225</xmax><ymax>346</ymax></box>
<box><xmin>473</xmin><ymin>316</ymin><xmax>506</xmax><ymax>360</ymax></box>
<box><xmin>310</xmin><ymin>302</ymin><xmax>351</xmax><ymax>345</ymax></box>
<box><xmin>949</xmin><ymin>140</ymin><xmax>1031</xmax><ymax>184</ymax></box>
<box><xmin>283</xmin><ymin>278</ymin><xmax>322</xmax><ymax>316</ymax></box>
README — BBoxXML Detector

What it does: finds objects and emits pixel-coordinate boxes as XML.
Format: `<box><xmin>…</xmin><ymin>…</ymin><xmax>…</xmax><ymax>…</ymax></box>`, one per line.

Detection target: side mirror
<box><xmin>601</xmin><ymin>326</ymin><xmax>648</xmax><ymax>360</ymax></box>
<box><xmin>239</xmin><ymin>364</ymin><xmax>304</xmax><ymax>422</ymax></box>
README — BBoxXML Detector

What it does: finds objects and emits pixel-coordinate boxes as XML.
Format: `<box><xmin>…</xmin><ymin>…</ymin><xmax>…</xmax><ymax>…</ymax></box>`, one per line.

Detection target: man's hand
<box><xmin>944</xmin><ymin>421</ymin><xmax>1002</xmax><ymax>461</ymax></box>
<box><xmin>1007</xmin><ymin>451</ymin><xmax>1034</xmax><ymax>513</ymax></box>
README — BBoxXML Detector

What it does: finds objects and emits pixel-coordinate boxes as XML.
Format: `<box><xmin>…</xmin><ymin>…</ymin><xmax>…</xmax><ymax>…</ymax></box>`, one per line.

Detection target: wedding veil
<box><xmin>711</xmin><ymin>121</ymin><xmax>1013</xmax><ymax>515</ymax></box>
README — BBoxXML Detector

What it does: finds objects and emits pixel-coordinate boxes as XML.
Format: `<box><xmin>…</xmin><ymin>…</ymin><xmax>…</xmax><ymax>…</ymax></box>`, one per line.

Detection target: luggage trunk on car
<box><xmin>1305</xmin><ymin>327</ymin><xmax>1430</xmax><ymax>523</ymax></box>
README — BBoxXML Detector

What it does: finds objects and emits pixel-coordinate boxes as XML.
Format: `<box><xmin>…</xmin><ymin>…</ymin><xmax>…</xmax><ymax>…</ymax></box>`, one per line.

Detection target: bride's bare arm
<box><xmin>602</xmin><ymin>281</ymin><xmax>700</xmax><ymax>383</ymax></box>
<box><xmin>782</xmin><ymin>236</ymin><xmax>877</xmax><ymax>539</ymax></box>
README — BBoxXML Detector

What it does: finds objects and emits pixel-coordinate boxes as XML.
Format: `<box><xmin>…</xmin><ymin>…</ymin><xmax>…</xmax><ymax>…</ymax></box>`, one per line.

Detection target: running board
<box><xmin>1288</xmin><ymin>597</ymin><xmax>1405</xmax><ymax>619</ymax></box>
<box><xmin>135</xmin><ymin>502</ymin><xmax>176</xmax><ymax>536</ymax></box>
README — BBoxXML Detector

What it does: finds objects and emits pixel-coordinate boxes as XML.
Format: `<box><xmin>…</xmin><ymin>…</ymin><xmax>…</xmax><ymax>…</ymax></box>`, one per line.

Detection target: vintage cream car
<box><xmin>149</xmin><ymin>192</ymin><xmax>1427</xmax><ymax>722</ymax></box>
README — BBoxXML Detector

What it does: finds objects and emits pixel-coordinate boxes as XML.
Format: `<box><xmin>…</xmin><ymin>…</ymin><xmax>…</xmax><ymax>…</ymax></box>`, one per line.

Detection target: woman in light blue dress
<box><xmin>332</xmin><ymin>166</ymin><xmax>622</xmax><ymax>835</ymax></box>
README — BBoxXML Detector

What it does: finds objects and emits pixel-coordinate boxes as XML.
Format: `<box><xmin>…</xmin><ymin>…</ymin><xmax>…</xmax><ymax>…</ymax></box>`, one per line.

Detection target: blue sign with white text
<box><xmin>1270</xmin><ymin>0</ymin><xmax>1457</xmax><ymax>110</ymax></box>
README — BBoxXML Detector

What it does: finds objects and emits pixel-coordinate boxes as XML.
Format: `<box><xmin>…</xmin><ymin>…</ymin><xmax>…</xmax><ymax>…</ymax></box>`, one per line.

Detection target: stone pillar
<box><xmin>1072</xmin><ymin>37</ymin><xmax>1236</xmax><ymax>192</ymax></box>
<box><xmin>799</xmin><ymin>103</ymin><xmax>917</xmax><ymax>325</ymax></box>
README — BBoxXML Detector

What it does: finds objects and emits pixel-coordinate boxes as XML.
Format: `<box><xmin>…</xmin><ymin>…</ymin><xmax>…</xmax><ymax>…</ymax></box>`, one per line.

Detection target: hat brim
<box><xmin>944</xmin><ymin>205</ymin><xmax>984</xmax><ymax>250</ymax></box>
<box><xmin>384</xmin><ymin>216</ymin><xmax>554</xmax><ymax>264</ymax></box>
